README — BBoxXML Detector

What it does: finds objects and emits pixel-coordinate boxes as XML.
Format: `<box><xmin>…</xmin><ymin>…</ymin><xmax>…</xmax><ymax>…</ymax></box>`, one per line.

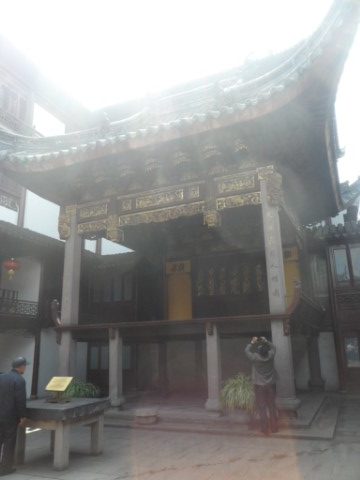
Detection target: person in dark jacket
<box><xmin>0</xmin><ymin>357</ymin><xmax>29</xmax><ymax>476</ymax></box>
<box><xmin>245</xmin><ymin>337</ymin><xmax>278</xmax><ymax>435</ymax></box>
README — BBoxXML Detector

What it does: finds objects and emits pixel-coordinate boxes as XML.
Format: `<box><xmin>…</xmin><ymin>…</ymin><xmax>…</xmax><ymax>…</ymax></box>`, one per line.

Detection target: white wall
<box><xmin>0</xmin><ymin>256</ymin><xmax>41</xmax><ymax>302</ymax></box>
<box><xmin>37</xmin><ymin>332</ymin><xmax>88</xmax><ymax>396</ymax></box>
<box><xmin>0</xmin><ymin>332</ymin><xmax>35</xmax><ymax>398</ymax></box>
<box><xmin>37</xmin><ymin>328</ymin><xmax>59</xmax><ymax>397</ymax></box>
<box><xmin>0</xmin><ymin>205</ymin><xmax>18</xmax><ymax>224</ymax></box>
<box><xmin>24</xmin><ymin>190</ymin><xmax>60</xmax><ymax>240</ymax></box>
<box><xmin>319</xmin><ymin>332</ymin><xmax>339</xmax><ymax>391</ymax></box>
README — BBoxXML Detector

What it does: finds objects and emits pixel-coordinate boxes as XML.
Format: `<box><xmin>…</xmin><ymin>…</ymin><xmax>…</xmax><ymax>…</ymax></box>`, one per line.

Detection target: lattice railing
<box><xmin>0</xmin><ymin>297</ymin><xmax>39</xmax><ymax>316</ymax></box>
<box><xmin>336</xmin><ymin>291</ymin><xmax>360</xmax><ymax>310</ymax></box>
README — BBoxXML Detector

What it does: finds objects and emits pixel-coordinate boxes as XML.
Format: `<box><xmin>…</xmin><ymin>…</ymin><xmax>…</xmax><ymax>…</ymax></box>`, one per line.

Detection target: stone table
<box><xmin>16</xmin><ymin>398</ymin><xmax>110</xmax><ymax>470</ymax></box>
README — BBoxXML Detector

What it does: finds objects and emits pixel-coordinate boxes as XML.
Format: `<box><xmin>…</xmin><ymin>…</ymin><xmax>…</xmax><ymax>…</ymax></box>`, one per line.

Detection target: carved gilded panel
<box><xmin>77</xmin><ymin>219</ymin><xmax>107</xmax><ymax>236</ymax></box>
<box><xmin>216</xmin><ymin>192</ymin><xmax>261</xmax><ymax>210</ymax></box>
<box><xmin>106</xmin><ymin>214</ymin><xmax>121</xmax><ymax>242</ymax></box>
<box><xmin>119</xmin><ymin>202</ymin><xmax>205</xmax><ymax>227</ymax></box>
<box><xmin>135</xmin><ymin>189</ymin><xmax>184</xmax><ymax>209</ymax></box>
<box><xmin>257</xmin><ymin>165</ymin><xmax>283</xmax><ymax>206</ymax></box>
<box><xmin>120</xmin><ymin>199</ymin><xmax>132</xmax><ymax>212</ymax></box>
<box><xmin>78</xmin><ymin>203</ymin><xmax>108</xmax><ymax>220</ymax></box>
<box><xmin>58</xmin><ymin>205</ymin><xmax>77</xmax><ymax>240</ymax></box>
<box><xmin>188</xmin><ymin>185</ymin><xmax>200</xmax><ymax>199</ymax></box>
<box><xmin>216</xmin><ymin>173</ymin><xmax>256</xmax><ymax>195</ymax></box>
<box><xmin>203</xmin><ymin>210</ymin><xmax>221</xmax><ymax>228</ymax></box>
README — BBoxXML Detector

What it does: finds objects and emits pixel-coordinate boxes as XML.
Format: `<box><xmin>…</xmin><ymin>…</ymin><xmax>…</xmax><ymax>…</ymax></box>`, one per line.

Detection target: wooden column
<box><xmin>109</xmin><ymin>328</ymin><xmax>125</xmax><ymax>407</ymax></box>
<box><xmin>205</xmin><ymin>322</ymin><xmax>222</xmax><ymax>412</ymax></box>
<box><xmin>59</xmin><ymin>211</ymin><xmax>82</xmax><ymax>376</ymax></box>
<box><xmin>259</xmin><ymin>166</ymin><xmax>300</xmax><ymax>412</ymax></box>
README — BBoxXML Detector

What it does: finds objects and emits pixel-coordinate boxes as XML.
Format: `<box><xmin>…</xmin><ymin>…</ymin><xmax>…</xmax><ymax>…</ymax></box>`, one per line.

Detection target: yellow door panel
<box><xmin>166</xmin><ymin>261</ymin><xmax>192</xmax><ymax>320</ymax></box>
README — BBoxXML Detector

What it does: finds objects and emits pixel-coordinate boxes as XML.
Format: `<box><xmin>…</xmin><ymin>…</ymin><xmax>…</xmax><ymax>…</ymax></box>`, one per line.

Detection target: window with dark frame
<box><xmin>331</xmin><ymin>244</ymin><xmax>360</xmax><ymax>288</ymax></box>
<box><xmin>90</xmin><ymin>271</ymin><xmax>133</xmax><ymax>303</ymax></box>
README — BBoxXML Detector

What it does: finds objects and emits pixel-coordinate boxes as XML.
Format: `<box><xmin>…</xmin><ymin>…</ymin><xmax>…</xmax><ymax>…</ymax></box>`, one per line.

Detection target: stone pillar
<box><xmin>259</xmin><ymin>166</ymin><xmax>300</xmax><ymax>412</ymax></box>
<box><xmin>59</xmin><ymin>211</ymin><xmax>82</xmax><ymax>376</ymax></box>
<box><xmin>205</xmin><ymin>322</ymin><xmax>222</xmax><ymax>412</ymax></box>
<box><xmin>307</xmin><ymin>333</ymin><xmax>325</xmax><ymax>391</ymax></box>
<box><xmin>158</xmin><ymin>341</ymin><xmax>168</xmax><ymax>395</ymax></box>
<box><xmin>109</xmin><ymin>328</ymin><xmax>125</xmax><ymax>407</ymax></box>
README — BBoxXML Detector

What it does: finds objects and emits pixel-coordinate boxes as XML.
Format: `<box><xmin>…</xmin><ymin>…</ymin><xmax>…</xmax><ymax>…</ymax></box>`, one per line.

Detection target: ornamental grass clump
<box><xmin>221</xmin><ymin>374</ymin><xmax>255</xmax><ymax>412</ymax></box>
<box><xmin>65</xmin><ymin>379</ymin><xmax>100</xmax><ymax>398</ymax></box>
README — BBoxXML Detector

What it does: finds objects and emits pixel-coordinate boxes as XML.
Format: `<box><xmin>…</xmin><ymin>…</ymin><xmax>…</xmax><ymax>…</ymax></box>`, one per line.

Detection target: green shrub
<box><xmin>221</xmin><ymin>374</ymin><xmax>255</xmax><ymax>412</ymax></box>
<box><xmin>65</xmin><ymin>379</ymin><xmax>100</xmax><ymax>398</ymax></box>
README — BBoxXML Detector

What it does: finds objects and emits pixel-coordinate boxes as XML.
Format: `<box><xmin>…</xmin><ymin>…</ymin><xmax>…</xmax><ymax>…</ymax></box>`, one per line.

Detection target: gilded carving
<box><xmin>144</xmin><ymin>157</ymin><xmax>160</xmax><ymax>174</ymax></box>
<box><xmin>216</xmin><ymin>192</ymin><xmax>261</xmax><ymax>210</ymax></box>
<box><xmin>106</xmin><ymin>214</ymin><xmax>121</xmax><ymax>243</ymax></box>
<box><xmin>257</xmin><ymin>165</ymin><xmax>276</xmax><ymax>181</ymax></box>
<box><xmin>120</xmin><ymin>199</ymin><xmax>132</xmax><ymax>212</ymax></box>
<box><xmin>257</xmin><ymin>165</ymin><xmax>283</xmax><ymax>206</ymax></box>
<box><xmin>78</xmin><ymin>203</ymin><xmax>108</xmax><ymax>220</ymax></box>
<box><xmin>196</xmin><ymin>269</ymin><xmax>205</xmax><ymax>297</ymax></box>
<box><xmin>0</xmin><ymin>194</ymin><xmax>18</xmax><ymax>212</ymax></box>
<box><xmin>230</xmin><ymin>265</ymin><xmax>241</xmax><ymax>295</ymax></box>
<box><xmin>203</xmin><ymin>210</ymin><xmax>221</xmax><ymax>228</ymax></box>
<box><xmin>173</xmin><ymin>152</ymin><xmax>199</xmax><ymax>181</ymax></box>
<box><xmin>119</xmin><ymin>202</ymin><xmax>205</xmax><ymax>227</ymax></box>
<box><xmin>188</xmin><ymin>185</ymin><xmax>200</xmax><ymax>199</ymax></box>
<box><xmin>172</xmin><ymin>150</ymin><xmax>191</xmax><ymax>167</ymax></box>
<box><xmin>58</xmin><ymin>213</ymin><xmax>70</xmax><ymax>240</ymax></box>
<box><xmin>233</xmin><ymin>139</ymin><xmax>249</xmax><ymax>154</ymax></box>
<box><xmin>58</xmin><ymin>205</ymin><xmax>77</xmax><ymax>240</ymax></box>
<box><xmin>208</xmin><ymin>267</ymin><xmax>216</xmax><ymax>296</ymax></box>
<box><xmin>216</xmin><ymin>174</ymin><xmax>256</xmax><ymax>195</ymax></box>
<box><xmin>77</xmin><ymin>219</ymin><xmax>107</xmax><ymax>236</ymax></box>
<box><xmin>135</xmin><ymin>189</ymin><xmax>184</xmax><ymax>209</ymax></box>
<box><xmin>219</xmin><ymin>267</ymin><xmax>226</xmax><ymax>295</ymax></box>
<box><xmin>202</xmin><ymin>143</ymin><xmax>222</xmax><ymax>161</ymax></box>
<box><xmin>242</xmin><ymin>264</ymin><xmax>251</xmax><ymax>294</ymax></box>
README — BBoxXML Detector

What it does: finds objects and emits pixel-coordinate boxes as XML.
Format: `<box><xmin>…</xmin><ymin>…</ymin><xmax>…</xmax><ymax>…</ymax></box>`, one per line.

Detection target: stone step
<box><xmin>104</xmin><ymin>395</ymin><xmax>339</xmax><ymax>441</ymax></box>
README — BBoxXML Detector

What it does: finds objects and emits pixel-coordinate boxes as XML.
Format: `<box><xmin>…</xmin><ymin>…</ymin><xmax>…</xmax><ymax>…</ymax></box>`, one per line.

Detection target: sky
<box><xmin>0</xmin><ymin>0</ymin><xmax>359</xmax><ymax>183</ymax></box>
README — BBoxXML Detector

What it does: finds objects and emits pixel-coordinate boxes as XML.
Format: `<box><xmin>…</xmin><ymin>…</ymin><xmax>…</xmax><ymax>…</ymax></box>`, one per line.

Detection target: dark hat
<box><xmin>12</xmin><ymin>357</ymin><xmax>30</xmax><ymax>368</ymax></box>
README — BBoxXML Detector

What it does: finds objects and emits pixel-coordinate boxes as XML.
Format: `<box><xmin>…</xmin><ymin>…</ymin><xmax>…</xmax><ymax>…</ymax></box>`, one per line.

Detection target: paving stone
<box><xmin>6</xmin><ymin>396</ymin><xmax>360</xmax><ymax>479</ymax></box>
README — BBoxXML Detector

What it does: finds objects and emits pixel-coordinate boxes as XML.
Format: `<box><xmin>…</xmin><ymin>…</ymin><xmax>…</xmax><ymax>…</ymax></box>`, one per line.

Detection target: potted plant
<box><xmin>65</xmin><ymin>379</ymin><xmax>101</xmax><ymax>399</ymax></box>
<box><xmin>221</xmin><ymin>374</ymin><xmax>255</xmax><ymax>424</ymax></box>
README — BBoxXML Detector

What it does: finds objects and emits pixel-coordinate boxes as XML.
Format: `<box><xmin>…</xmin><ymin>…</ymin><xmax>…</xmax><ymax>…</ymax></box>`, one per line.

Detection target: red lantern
<box><xmin>3</xmin><ymin>258</ymin><xmax>20</xmax><ymax>280</ymax></box>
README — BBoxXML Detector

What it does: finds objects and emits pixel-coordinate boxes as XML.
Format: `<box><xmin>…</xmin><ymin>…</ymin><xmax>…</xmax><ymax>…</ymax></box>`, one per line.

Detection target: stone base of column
<box><xmin>110</xmin><ymin>396</ymin><xmax>126</xmax><ymax>408</ymax></box>
<box><xmin>205</xmin><ymin>398</ymin><xmax>222</xmax><ymax>412</ymax></box>
<box><xmin>276</xmin><ymin>396</ymin><xmax>301</xmax><ymax>413</ymax></box>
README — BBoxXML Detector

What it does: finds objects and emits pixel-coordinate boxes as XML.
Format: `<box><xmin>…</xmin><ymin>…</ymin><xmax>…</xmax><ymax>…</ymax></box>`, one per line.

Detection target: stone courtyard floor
<box><xmin>8</xmin><ymin>397</ymin><xmax>360</xmax><ymax>480</ymax></box>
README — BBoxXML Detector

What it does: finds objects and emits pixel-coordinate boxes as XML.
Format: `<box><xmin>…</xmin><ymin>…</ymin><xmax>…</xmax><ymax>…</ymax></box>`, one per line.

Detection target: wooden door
<box><xmin>87</xmin><ymin>342</ymin><xmax>137</xmax><ymax>394</ymax></box>
<box><xmin>166</xmin><ymin>260</ymin><xmax>192</xmax><ymax>320</ymax></box>
<box><xmin>87</xmin><ymin>343</ymin><xmax>109</xmax><ymax>395</ymax></box>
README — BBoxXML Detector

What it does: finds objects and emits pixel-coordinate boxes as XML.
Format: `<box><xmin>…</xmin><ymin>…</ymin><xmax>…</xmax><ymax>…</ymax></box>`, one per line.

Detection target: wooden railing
<box><xmin>0</xmin><ymin>288</ymin><xmax>38</xmax><ymax>317</ymax></box>
<box><xmin>52</xmin><ymin>287</ymin><xmax>325</xmax><ymax>339</ymax></box>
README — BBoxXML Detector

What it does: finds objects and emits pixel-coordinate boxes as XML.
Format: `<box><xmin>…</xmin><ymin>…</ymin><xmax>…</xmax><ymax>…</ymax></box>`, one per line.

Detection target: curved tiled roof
<box><xmin>0</xmin><ymin>0</ymin><xmax>358</xmax><ymax>172</ymax></box>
